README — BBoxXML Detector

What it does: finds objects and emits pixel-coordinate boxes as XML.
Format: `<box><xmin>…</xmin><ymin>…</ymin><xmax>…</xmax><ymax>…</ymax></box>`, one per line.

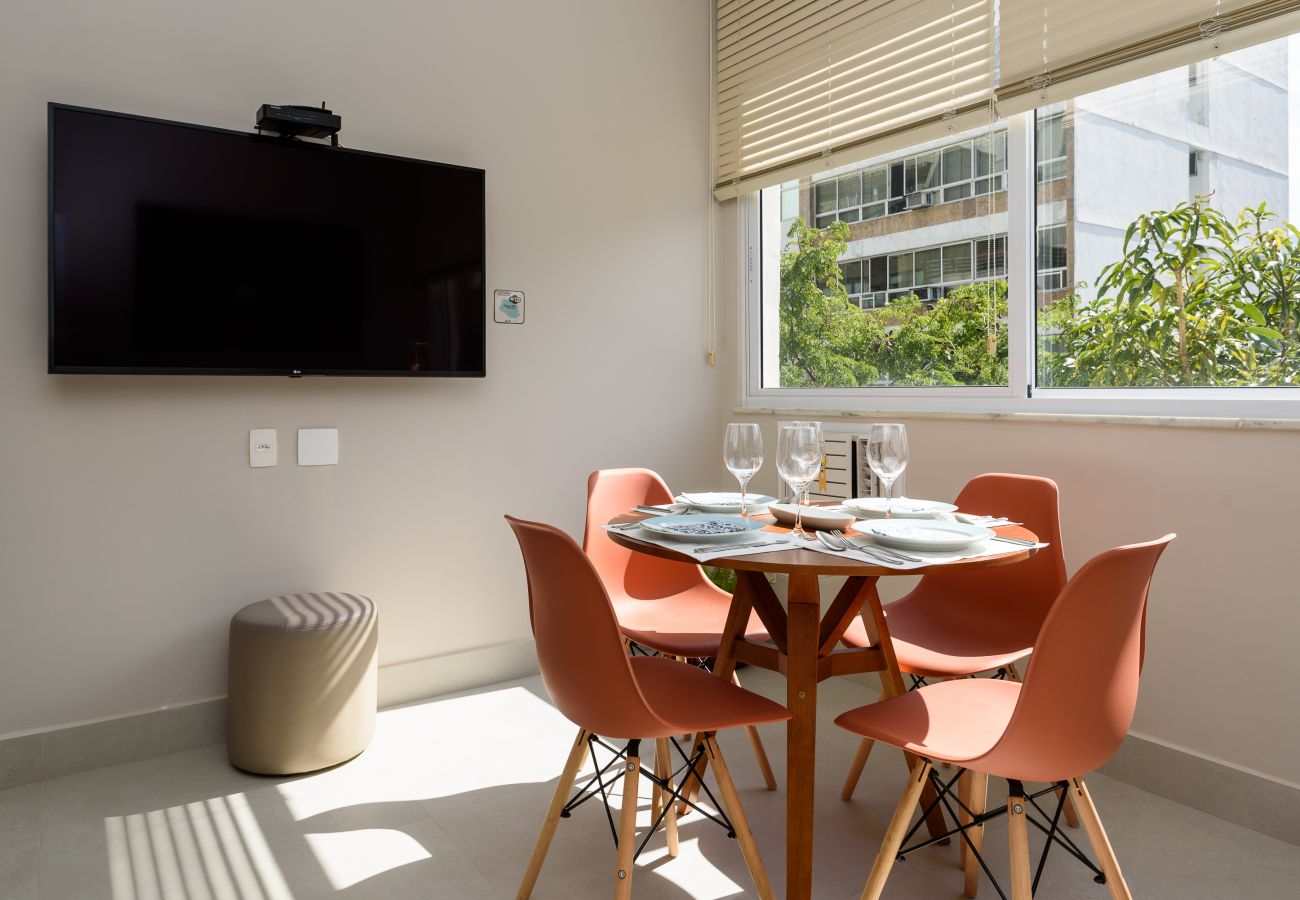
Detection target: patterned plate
<box><xmin>639</xmin><ymin>514</ymin><xmax>769</xmax><ymax>544</ymax></box>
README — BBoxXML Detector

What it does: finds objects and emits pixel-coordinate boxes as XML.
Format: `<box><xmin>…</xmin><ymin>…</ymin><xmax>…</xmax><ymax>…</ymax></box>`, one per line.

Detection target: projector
<box><xmin>255</xmin><ymin>103</ymin><xmax>341</xmax><ymax>141</ymax></box>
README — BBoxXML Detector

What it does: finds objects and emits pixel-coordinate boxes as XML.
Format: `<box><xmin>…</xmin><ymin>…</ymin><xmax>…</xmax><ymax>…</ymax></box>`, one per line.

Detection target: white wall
<box><xmin>0</xmin><ymin>0</ymin><xmax>721</xmax><ymax>736</ymax></box>
<box><xmin>715</xmin><ymin>200</ymin><xmax>1300</xmax><ymax>788</ymax></box>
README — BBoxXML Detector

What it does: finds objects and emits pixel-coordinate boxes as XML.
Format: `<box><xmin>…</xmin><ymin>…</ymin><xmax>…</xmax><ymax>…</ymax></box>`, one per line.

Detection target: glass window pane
<box><xmin>914</xmin><ymin>247</ymin><xmax>941</xmax><ymax>284</ymax></box>
<box><xmin>838</xmin><ymin>173</ymin><xmax>862</xmax><ymax>208</ymax></box>
<box><xmin>903</xmin><ymin>159</ymin><xmax>916</xmax><ymax>195</ymax></box>
<box><xmin>942</xmin><ymin>242</ymin><xmax>972</xmax><ymax>282</ymax></box>
<box><xmin>942</xmin><ymin>143</ymin><xmax>972</xmax><ymax>185</ymax></box>
<box><xmin>863</xmin><ymin>166</ymin><xmax>889</xmax><ymax>202</ymax></box>
<box><xmin>815</xmin><ymin>180</ymin><xmax>837</xmax><ymax>214</ymax></box>
<box><xmin>815</xmin><ymin>213</ymin><xmax>837</xmax><ymax>229</ymax></box>
<box><xmin>944</xmin><ymin>183</ymin><xmax>972</xmax><ymax>202</ymax></box>
<box><xmin>889</xmin><ymin>252</ymin><xmax>915</xmax><ymax>289</ymax></box>
<box><xmin>869</xmin><ymin>256</ymin><xmax>888</xmax><ymax>292</ymax></box>
<box><xmin>975</xmin><ymin>133</ymin><xmax>1006</xmax><ymax>177</ymax></box>
<box><xmin>838</xmin><ymin>208</ymin><xmax>860</xmax><ymax>224</ymax></box>
<box><xmin>842</xmin><ymin>260</ymin><xmax>864</xmax><ymax>295</ymax></box>
<box><xmin>862</xmin><ymin>202</ymin><xmax>886</xmax><ymax>220</ymax></box>
<box><xmin>975</xmin><ymin>237</ymin><xmax>1006</xmax><ymax>279</ymax></box>
<box><xmin>914</xmin><ymin>151</ymin><xmax>940</xmax><ymax>191</ymax></box>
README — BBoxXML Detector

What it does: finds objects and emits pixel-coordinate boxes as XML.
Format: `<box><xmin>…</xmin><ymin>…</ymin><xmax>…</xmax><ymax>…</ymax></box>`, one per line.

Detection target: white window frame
<box><xmin>741</xmin><ymin>112</ymin><xmax>1300</xmax><ymax>420</ymax></box>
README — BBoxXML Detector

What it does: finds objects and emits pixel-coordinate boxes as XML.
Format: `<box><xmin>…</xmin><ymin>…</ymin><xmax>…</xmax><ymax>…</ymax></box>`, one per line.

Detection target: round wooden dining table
<box><xmin>607</xmin><ymin>514</ymin><xmax>1039</xmax><ymax>900</ymax></box>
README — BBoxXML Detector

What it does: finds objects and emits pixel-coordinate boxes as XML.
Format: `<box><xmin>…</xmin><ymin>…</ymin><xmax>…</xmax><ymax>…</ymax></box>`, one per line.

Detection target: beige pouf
<box><xmin>227</xmin><ymin>592</ymin><xmax>378</xmax><ymax>774</ymax></box>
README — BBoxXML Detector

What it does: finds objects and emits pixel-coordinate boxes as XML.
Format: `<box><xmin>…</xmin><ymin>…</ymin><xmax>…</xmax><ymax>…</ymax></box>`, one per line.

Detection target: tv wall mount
<box><xmin>255</xmin><ymin>103</ymin><xmax>341</xmax><ymax>146</ymax></box>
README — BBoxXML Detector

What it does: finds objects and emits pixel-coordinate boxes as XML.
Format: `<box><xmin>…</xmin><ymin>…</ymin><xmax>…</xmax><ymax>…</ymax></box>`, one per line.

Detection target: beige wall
<box><xmin>714</xmin><ymin>202</ymin><xmax>1300</xmax><ymax>786</ymax></box>
<box><xmin>0</xmin><ymin>0</ymin><xmax>721</xmax><ymax>736</ymax></box>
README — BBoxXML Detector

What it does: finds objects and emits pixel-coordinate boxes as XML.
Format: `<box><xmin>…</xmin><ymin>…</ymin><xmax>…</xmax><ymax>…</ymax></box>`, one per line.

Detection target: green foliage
<box><xmin>1041</xmin><ymin>198</ymin><xmax>1300</xmax><ymax>386</ymax></box>
<box><xmin>779</xmin><ymin>219</ymin><xmax>886</xmax><ymax>387</ymax></box>
<box><xmin>778</xmin><ymin>218</ymin><xmax>1007</xmax><ymax>387</ymax></box>
<box><xmin>703</xmin><ymin>565</ymin><xmax>737</xmax><ymax>593</ymax></box>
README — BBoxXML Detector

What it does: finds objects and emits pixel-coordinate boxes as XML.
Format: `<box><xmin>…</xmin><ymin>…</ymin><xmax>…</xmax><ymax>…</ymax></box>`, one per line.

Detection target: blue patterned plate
<box><xmin>639</xmin><ymin>514</ymin><xmax>769</xmax><ymax>544</ymax></box>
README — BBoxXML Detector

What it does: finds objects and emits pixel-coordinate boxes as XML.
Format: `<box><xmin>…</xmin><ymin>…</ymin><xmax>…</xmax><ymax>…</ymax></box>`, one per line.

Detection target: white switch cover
<box><xmin>298</xmin><ymin>428</ymin><xmax>339</xmax><ymax>466</ymax></box>
<box><xmin>249</xmin><ymin>429</ymin><xmax>277</xmax><ymax>467</ymax></box>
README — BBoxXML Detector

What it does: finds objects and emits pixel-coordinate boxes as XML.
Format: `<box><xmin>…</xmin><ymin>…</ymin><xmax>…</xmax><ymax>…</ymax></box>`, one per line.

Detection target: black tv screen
<box><xmin>48</xmin><ymin>104</ymin><xmax>485</xmax><ymax>376</ymax></box>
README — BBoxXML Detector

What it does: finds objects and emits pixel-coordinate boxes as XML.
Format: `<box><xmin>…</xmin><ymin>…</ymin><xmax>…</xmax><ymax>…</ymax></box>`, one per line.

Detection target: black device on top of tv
<box><xmin>48</xmin><ymin>103</ymin><xmax>486</xmax><ymax>377</ymax></box>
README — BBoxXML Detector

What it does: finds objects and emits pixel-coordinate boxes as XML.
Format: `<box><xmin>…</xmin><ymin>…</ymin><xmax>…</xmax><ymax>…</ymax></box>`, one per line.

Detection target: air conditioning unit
<box><xmin>904</xmin><ymin>191</ymin><xmax>936</xmax><ymax>209</ymax></box>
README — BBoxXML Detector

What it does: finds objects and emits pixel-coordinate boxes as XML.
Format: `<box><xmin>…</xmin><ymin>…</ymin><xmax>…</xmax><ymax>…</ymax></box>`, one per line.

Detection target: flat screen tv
<box><xmin>48</xmin><ymin>103</ymin><xmax>486</xmax><ymax>376</ymax></box>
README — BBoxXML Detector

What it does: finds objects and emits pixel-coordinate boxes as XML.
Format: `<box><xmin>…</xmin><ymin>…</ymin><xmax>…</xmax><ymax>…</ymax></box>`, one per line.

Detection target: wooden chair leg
<box><xmin>962</xmin><ymin>770</ymin><xmax>988</xmax><ymax>898</ymax></box>
<box><xmin>652</xmin><ymin>738</ymin><xmax>665</xmax><ymax>823</ymax></box>
<box><xmin>655</xmin><ymin>738</ymin><xmax>679</xmax><ymax>858</ymax></box>
<box><xmin>841</xmin><ymin>737</ymin><xmax>876</xmax><ymax>800</ymax></box>
<box><xmin>732</xmin><ymin>671</ymin><xmax>778</xmax><ymax>790</ymax></box>
<box><xmin>1007</xmin><ymin>787</ymin><xmax>1033</xmax><ymax>900</ymax></box>
<box><xmin>613</xmin><ymin>747</ymin><xmax>641</xmax><ymax>900</ymax></box>
<box><xmin>517</xmin><ymin>728</ymin><xmax>589</xmax><ymax>900</ymax></box>
<box><xmin>958</xmin><ymin>771</ymin><xmax>971</xmax><ymax>873</ymax></box>
<box><xmin>861</xmin><ymin>760</ymin><xmax>932</xmax><ymax>900</ymax></box>
<box><xmin>841</xmin><ymin>689</ymin><xmax>887</xmax><ymax>800</ymax></box>
<box><xmin>1057</xmin><ymin>783</ymin><xmax>1081</xmax><ymax>828</ymax></box>
<box><xmin>1070</xmin><ymin>777</ymin><xmax>1133</xmax><ymax>900</ymax></box>
<box><xmin>704</xmin><ymin>734</ymin><xmax>775</xmax><ymax>900</ymax></box>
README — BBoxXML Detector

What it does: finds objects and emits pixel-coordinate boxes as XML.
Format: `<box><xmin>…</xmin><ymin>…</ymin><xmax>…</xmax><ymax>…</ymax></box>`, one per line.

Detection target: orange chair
<box><xmin>837</xmin><ymin>535</ymin><xmax>1174</xmax><ymax>900</ymax></box>
<box><xmin>585</xmin><ymin>468</ymin><xmax>778</xmax><ymax>789</ymax></box>
<box><xmin>840</xmin><ymin>473</ymin><xmax>1068</xmax><ymax>800</ymax></box>
<box><xmin>507</xmin><ymin>516</ymin><xmax>791</xmax><ymax>900</ymax></box>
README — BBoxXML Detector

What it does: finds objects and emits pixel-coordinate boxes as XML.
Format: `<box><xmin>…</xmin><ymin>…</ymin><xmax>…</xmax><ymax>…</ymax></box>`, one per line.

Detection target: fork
<box><xmin>831</xmin><ymin>530</ymin><xmax>922</xmax><ymax>563</ymax></box>
<box><xmin>693</xmin><ymin>537</ymin><xmax>791</xmax><ymax>553</ymax></box>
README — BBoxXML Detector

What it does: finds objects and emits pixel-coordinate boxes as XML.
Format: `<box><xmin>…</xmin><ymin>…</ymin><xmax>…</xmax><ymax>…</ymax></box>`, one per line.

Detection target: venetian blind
<box><xmin>713</xmin><ymin>0</ymin><xmax>996</xmax><ymax>200</ymax></box>
<box><xmin>997</xmin><ymin>0</ymin><xmax>1300</xmax><ymax>113</ymax></box>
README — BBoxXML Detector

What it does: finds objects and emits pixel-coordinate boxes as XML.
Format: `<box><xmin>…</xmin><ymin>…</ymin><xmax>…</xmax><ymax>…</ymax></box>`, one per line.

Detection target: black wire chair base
<box><xmin>559</xmin><ymin>733</ymin><xmax>737</xmax><ymax>862</ymax></box>
<box><xmin>894</xmin><ymin>768</ymin><xmax>1106</xmax><ymax>899</ymax></box>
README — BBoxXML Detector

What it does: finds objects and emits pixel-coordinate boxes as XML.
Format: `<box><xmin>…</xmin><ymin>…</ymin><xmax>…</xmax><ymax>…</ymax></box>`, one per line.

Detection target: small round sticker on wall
<box><xmin>494</xmin><ymin>289</ymin><xmax>524</xmax><ymax>324</ymax></box>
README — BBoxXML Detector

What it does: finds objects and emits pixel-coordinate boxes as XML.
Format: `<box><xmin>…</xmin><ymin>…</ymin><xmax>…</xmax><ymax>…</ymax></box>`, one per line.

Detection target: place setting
<box><xmin>604</xmin><ymin>421</ymin><xmax>808</xmax><ymax>562</ymax></box>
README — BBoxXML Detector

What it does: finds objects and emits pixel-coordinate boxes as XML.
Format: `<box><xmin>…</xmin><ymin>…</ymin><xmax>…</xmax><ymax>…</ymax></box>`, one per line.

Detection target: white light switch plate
<box><xmin>298</xmin><ymin>428</ymin><xmax>339</xmax><ymax>466</ymax></box>
<box><xmin>249</xmin><ymin>429</ymin><xmax>277</xmax><ymax>467</ymax></box>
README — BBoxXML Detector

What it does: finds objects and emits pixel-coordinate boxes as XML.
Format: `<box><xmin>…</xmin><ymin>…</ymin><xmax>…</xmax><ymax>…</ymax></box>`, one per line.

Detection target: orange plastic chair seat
<box><xmin>835</xmin><ymin>679</ymin><xmax>1020</xmax><ymax>766</ymax></box>
<box><xmin>631</xmin><ymin>656</ymin><xmax>790</xmax><ymax>735</ymax></box>
<box><xmin>616</xmin><ymin>588</ymin><xmax>769</xmax><ymax>658</ymax></box>
<box><xmin>841</xmin><ymin>601</ymin><xmax>1037</xmax><ymax>678</ymax></box>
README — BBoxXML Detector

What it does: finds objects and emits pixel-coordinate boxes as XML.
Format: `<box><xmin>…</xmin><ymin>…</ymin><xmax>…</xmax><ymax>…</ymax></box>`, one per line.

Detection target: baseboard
<box><xmin>0</xmin><ymin>638</ymin><xmax>540</xmax><ymax>791</ymax></box>
<box><xmin>376</xmin><ymin>638</ymin><xmax>539</xmax><ymax>709</ymax></box>
<box><xmin>1100</xmin><ymin>732</ymin><xmax>1300</xmax><ymax>846</ymax></box>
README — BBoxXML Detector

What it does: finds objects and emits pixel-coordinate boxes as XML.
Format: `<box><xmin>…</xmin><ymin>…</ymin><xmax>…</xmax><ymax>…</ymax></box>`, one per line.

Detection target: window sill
<box><xmin>734</xmin><ymin>405</ymin><xmax>1300</xmax><ymax>431</ymax></box>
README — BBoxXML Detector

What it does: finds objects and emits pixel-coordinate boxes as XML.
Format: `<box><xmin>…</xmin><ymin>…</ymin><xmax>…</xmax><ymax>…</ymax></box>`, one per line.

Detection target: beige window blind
<box><xmin>713</xmin><ymin>0</ymin><xmax>996</xmax><ymax>200</ymax></box>
<box><xmin>998</xmin><ymin>0</ymin><xmax>1300</xmax><ymax>113</ymax></box>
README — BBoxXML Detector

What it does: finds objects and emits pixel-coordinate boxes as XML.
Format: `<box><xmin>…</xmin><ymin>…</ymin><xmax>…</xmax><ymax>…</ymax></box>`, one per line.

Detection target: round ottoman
<box><xmin>227</xmin><ymin>592</ymin><xmax>378</xmax><ymax>774</ymax></box>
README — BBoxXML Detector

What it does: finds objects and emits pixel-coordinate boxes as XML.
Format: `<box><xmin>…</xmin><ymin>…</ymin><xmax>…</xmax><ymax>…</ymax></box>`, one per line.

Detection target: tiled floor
<box><xmin>3</xmin><ymin>668</ymin><xmax>1298</xmax><ymax>899</ymax></box>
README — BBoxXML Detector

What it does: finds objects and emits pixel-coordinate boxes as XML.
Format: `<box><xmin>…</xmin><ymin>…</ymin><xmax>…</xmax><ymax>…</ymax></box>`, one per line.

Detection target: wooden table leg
<box><xmin>785</xmin><ymin>571</ymin><xmax>821</xmax><ymax>900</ymax></box>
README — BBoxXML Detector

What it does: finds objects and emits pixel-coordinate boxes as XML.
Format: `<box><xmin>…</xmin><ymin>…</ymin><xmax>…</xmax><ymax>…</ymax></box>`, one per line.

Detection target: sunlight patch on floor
<box><xmin>637</xmin><ymin>838</ymin><xmax>745</xmax><ymax>899</ymax></box>
<box><xmin>277</xmin><ymin>685</ymin><xmax>576</xmax><ymax>821</ymax></box>
<box><xmin>105</xmin><ymin>793</ymin><xmax>292</xmax><ymax>900</ymax></box>
<box><xmin>304</xmin><ymin>828</ymin><xmax>432</xmax><ymax>890</ymax></box>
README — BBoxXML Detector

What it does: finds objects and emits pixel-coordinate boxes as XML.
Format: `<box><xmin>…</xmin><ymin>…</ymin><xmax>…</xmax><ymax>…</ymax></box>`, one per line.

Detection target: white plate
<box><xmin>675</xmin><ymin>492</ymin><xmax>776</xmax><ymax>514</ymax></box>
<box><xmin>767</xmin><ymin>503</ymin><xmax>856</xmax><ymax>532</ymax></box>
<box><xmin>866</xmin><ymin>519</ymin><xmax>994</xmax><ymax>552</ymax></box>
<box><xmin>844</xmin><ymin>497</ymin><xmax>958</xmax><ymax>519</ymax></box>
<box><xmin>639</xmin><ymin>514</ymin><xmax>769</xmax><ymax>544</ymax></box>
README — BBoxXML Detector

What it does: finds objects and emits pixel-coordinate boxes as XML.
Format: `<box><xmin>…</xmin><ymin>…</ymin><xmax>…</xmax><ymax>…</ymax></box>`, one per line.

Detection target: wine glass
<box><xmin>723</xmin><ymin>423</ymin><xmax>763</xmax><ymax>518</ymax></box>
<box><xmin>866</xmin><ymin>423</ymin><xmax>909</xmax><ymax>518</ymax></box>
<box><xmin>776</xmin><ymin>424</ymin><xmax>821</xmax><ymax>536</ymax></box>
<box><xmin>785</xmin><ymin>420</ymin><xmax>823</xmax><ymax>506</ymax></box>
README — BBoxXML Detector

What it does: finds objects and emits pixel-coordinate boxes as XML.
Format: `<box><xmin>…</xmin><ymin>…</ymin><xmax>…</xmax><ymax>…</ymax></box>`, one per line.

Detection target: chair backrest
<box><xmin>977</xmin><ymin>535</ymin><xmax>1175</xmax><ymax>783</ymax></box>
<box><xmin>583</xmin><ymin>468</ymin><xmax>711</xmax><ymax>601</ymax></box>
<box><xmin>896</xmin><ymin>474</ymin><xmax>1067</xmax><ymax>642</ymax></box>
<box><xmin>506</xmin><ymin>515</ymin><xmax>671</xmax><ymax>739</ymax></box>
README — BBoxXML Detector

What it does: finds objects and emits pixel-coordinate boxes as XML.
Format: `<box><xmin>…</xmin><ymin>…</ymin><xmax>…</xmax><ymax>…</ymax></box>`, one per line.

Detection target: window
<box><xmin>748</xmin><ymin>34</ymin><xmax>1300</xmax><ymax>413</ymax></box>
<box><xmin>1035</xmin><ymin>36</ymin><xmax>1297</xmax><ymax>390</ymax></box>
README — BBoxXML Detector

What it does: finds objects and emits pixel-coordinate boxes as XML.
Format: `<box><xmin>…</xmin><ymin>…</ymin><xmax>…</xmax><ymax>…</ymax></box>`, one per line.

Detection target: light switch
<box><xmin>249</xmin><ymin>429</ymin><xmax>277</xmax><ymax>467</ymax></box>
<box><xmin>298</xmin><ymin>428</ymin><xmax>339</xmax><ymax>466</ymax></box>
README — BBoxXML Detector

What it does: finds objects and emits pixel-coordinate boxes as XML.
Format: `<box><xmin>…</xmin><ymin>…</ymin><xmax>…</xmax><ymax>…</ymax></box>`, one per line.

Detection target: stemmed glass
<box><xmin>785</xmin><ymin>420</ymin><xmax>823</xmax><ymax>505</ymax></box>
<box><xmin>777</xmin><ymin>424</ymin><xmax>822</xmax><ymax>536</ymax></box>
<box><xmin>723</xmin><ymin>423</ymin><xmax>764</xmax><ymax>518</ymax></box>
<box><xmin>866</xmin><ymin>423</ymin><xmax>909</xmax><ymax>518</ymax></box>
